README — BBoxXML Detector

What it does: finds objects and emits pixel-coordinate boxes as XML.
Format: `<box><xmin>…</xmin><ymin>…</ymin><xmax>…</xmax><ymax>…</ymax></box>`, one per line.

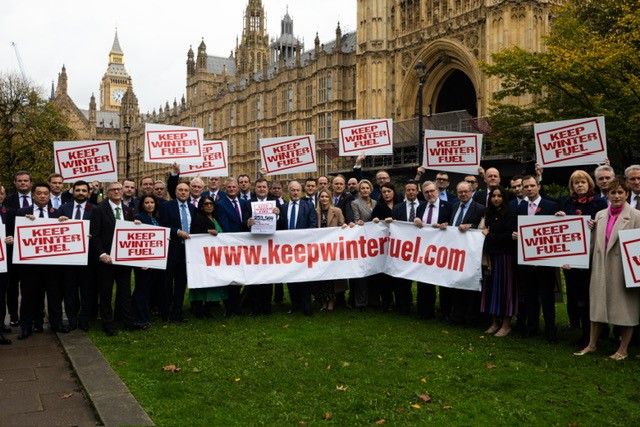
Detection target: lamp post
<box><xmin>415</xmin><ymin>59</ymin><xmax>428</xmax><ymax>166</ymax></box>
<box><xmin>124</xmin><ymin>122</ymin><xmax>131</xmax><ymax>178</ymax></box>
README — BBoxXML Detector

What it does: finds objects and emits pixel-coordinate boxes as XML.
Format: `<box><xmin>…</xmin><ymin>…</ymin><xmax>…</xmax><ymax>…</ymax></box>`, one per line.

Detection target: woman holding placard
<box><xmin>574</xmin><ymin>178</ymin><xmax>640</xmax><ymax>360</ymax></box>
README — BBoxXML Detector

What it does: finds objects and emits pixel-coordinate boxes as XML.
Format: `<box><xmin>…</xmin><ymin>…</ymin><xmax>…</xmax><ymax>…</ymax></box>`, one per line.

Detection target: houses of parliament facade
<box><xmin>53</xmin><ymin>0</ymin><xmax>565</xmax><ymax>183</ymax></box>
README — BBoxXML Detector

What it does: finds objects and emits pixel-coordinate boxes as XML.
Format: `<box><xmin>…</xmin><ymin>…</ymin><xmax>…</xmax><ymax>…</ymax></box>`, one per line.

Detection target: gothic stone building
<box><xmin>56</xmin><ymin>0</ymin><xmax>566</xmax><ymax>183</ymax></box>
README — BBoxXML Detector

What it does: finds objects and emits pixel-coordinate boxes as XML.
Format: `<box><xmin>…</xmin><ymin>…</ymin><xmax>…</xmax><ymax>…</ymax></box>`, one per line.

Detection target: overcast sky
<box><xmin>1</xmin><ymin>0</ymin><xmax>356</xmax><ymax>113</ymax></box>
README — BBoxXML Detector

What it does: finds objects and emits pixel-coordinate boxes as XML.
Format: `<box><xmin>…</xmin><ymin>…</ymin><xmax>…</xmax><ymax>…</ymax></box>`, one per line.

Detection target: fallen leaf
<box><xmin>186</xmin><ymin>357</ymin><xmax>192</xmax><ymax>362</ymax></box>
<box><xmin>234</xmin><ymin>378</ymin><xmax>241</xmax><ymax>382</ymax></box>
<box><xmin>283</xmin><ymin>324</ymin><xmax>290</xmax><ymax>329</ymax></box>
<box><xmin>375</xmin><ymin>420</ymin><xmax>386</xmax><ymax>425</ymax></box>
<box><xmin>486</xmin><ymin>363</ymin><xmax>497</xmax><ymax>369</ymax></box>
<box><xmin>419</xmin><ymin>394</ymin><xmax>431</xmax><ymax>402</ymax></box>
<box><xmin>442</xmin><ymin>405</ymin><xmax>452</xmax><ymax>410</ymax></box>
<box><xmin>567</xmin><ymin>423</ymin><xmax>578</xmax><ymax>427</ymax></box>
<box><xmin>323</xmin><ymin>412</ymin><xmax>333</xmax><ymax>420</ymax></box>
<box><xmin>162</xmin><ymin>325</ymin><xmax>169</xmax><ymax>329</ymax></box>
<box><xmin>304</xmin><ymin>362</ymin><xmax>309</xmax><ymax>367</ymax></box>
<box><xmin>326</xmin><ymin>365</ymin><xmax>331</xmax><ymax>370</ymax></box>
<box><xmin>342</xmin><ymin>361</ymin><xmax>350</xmax><ymax>367</ymax></box>
<box><xmin>161</xmin><ymin>364</ymin><xmax>181</xmax><ymax>372</ymax></box>
<box><xmin>336</xmin><ymin>385</ymin><xmax>348</xmax><ymax>391</ymax></box>
<box><xmin>479</xmin><ymin>335</ymin><xmax>485</xmax><ymax>339</ymax></box>
<box><xmin>297</xmin><ymin>422</ymin><xmax>306</xmax><ymax>426</ymax></box>
<box><xmin>410</xmin><ymin>404</ymin><xmax>421</xmax><ymax>409</ymax></box>
<box><xmin>116</xmin><ymin>361</ymin><xmax>127</xmax><ymax>366</ymax></box>
<box><xmin>420</xmin><ymin>377</ymin><xmax>428</xmax><ymax>383</ymax></box>
<box><xmin>437</xmin><ymin>355</ymin><xmax>443</xmax><ymax>359</ymax></box>
<box><xmin>441</xmin><ymin>330</ymin><xmax>449</xmax><ymax>334</ymax></box>
<box><xmin>60</xmin><ymin>392</ymin><xmax>73</xmax><ymax>399</ymax></box>
<box><xmin>398</xmin><ymin>406</ymin><xmax>406</xmax><ymax>412</ymax></box>
<box><xmin>192</xmin><ymin>368</ymin><xmax>201</xmax><ymax>373</ymax></box>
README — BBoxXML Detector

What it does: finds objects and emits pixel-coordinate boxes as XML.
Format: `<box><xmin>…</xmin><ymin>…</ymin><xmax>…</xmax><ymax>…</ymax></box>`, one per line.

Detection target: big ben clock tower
<box><xmin>99</xmin><ymin>30</ymin><xmax>132</xmax><ymax>111</ymax></box>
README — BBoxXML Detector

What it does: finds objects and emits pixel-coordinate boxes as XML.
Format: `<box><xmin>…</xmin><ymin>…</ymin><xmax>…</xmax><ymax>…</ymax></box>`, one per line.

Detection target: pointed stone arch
<box><xmin>399</xmin><ymin>38</ymin><xmax>483</xmax><ymax>120</ymax></box>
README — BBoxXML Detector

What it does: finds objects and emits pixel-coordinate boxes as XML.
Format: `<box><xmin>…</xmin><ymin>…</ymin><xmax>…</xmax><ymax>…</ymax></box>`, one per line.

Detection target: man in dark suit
<box><xmin>202</xmin><ymin>176</ymin><xmax>226</xmax><ymax>201</ymax></box>
<box><xmin>215</xmin><ymin>178</ymin><xmax>251</xmax><ymax>315</ymax></box>
<box><xmin>58</xmin><ymin>180</ymin><xmax>95</xmax><ymax>331</ymax></box>
<box><xmin>122</xmin><ymin>179</ymin><xmax>139</xmax><ymax>214</ymax></box>
<box><xmin>16</xmin><ymin>183</ymin><xmax>67</xmax><ymax>339</ymax></box>
<box><xmin>413</xmin><ymin>181</ymin><xmax>452</xmax><ymax>319</ymax></box>
<box><xmin>158</xmin><ymin>182</ymin><xmax>197</xmax><ymax>322</ymax></box>
<box><xmin>509</xmin><ymin>175</ymin><xmax>525</xmax><ymax>211</ymax></box>
<box><xmin>89</xmin><ymin>181</ymin><xmax>136</xmax><ymax>336</ymax></box>
<box><xmin>473</xmin><ymin>167</ymin><xmax>501</xmax><ymax>207</ymax></box>
<box><xmin>4</xmin><ymin>170</ymin><xmax>33</xmax><ymax>327</ymax></box>
<box><xmin>331</xmin><ymin>175</ymin><xmax>355</xmax><ymax>223</ymax></box>
<box><xmin>277</xmin><ymin>180</ymin><xmax>318</xmax><ymax>315</ymax></box>
<box><xmin>514</xmin><ymin>175</ymin><xmax>559</xmax><ymax>343</ymax></box>
<box><xmin>0</xmin><ymin>184</ymin><xmax>16</xmax><ymax>341</ymax></box>
<box><xmin>302</xmin><ymin>177</ymin><xmax>318</xmax><ymax>207</ymax></box>
<box><xmin>389</xmin><ymin>180</ymin><xmax>426</xmax><ymax>315</ymax></box>
<box><xmin>435</xmin><ymin>171</ymin><xmax>458</xmax><ymax>204</ymax></box>
<box><xmin>447</xmin><ymin>181</ymin><xmax>485</xmax><ymax>326</ymax></box>
<box><xmin>238</xmin><ymin>174</ymin><xmax>253</xmax><ymax>201</ymax></box>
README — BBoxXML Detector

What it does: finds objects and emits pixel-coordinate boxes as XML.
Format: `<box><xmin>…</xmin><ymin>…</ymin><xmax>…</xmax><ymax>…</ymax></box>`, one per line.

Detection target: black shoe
<box><xmin>170</xmin><ymin>317</ymin><xmax>188</xmax><ymax>323</ymax></box>
<box><xmin>9</xmin><ymin>318</ymin><xmax>19</xmax><ymax>327</ymax></box>
<box><xmin>0</xmin><ymin>335</ymin><xmax>11</xmax><ymax>345</ymax></box>
<box><xmin>17</xmin><ymin>330</ymin><xmax>32</xmax><ymax>340</ymax></box>
<box><xmin>33</xmin><ymin>325</ymin><xmax>44</xmax><ymax>333</ymax></box>
<box><xmin>52</xmin><ymin>326</ymin><xmax>70</xmax><ymax>333</ymax></box>
<box><xmin>1</xmin><ymin>326</ymin><xmax>12</xmax><ymax>333</ymax></box>
<box><xmin>78</xmin><ymin>323</ymin><xmax>89</xmax><ymax>332</ymax></box>
<box><xmin>104</xmin><ymin>328</ymin><xmax>118</xmax><ymax>337</ymax></box>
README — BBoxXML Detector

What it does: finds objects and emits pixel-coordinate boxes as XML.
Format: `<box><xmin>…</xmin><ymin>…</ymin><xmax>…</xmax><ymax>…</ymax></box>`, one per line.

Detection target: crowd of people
<box><xmin>0</xmin><ymin>158</ymin><xmax>639</xmax><ymax>360</ymax></box>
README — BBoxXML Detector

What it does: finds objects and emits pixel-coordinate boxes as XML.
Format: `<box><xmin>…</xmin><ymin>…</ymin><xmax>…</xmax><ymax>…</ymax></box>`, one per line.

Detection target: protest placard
<box><xmin>618</xmin><ymin>229</ymin><xmax>640</xmax><ymax>288</ymax></box>
<box><xmin>534</xmin><ymin>117</ymin><xmax>607</xmax><ymax>168</ymax></box>
<box><xmin>180</xmin><ymin>140</ymin><xmax>229</xmax><ymax>177</ymax></box>
<box><xmin>423</xmin><ymin>130</ymin><xmax>482</xmax><ymax>174</ymax></box>
<box><xmin>54</xmin><ymin>140</ymin><xmax>117</xmax><ymax>181</ymax></box>
<box><xmin>517</xmin><ymin>215</ymin><xmax>590</xmax><ymax>268</ymax></box>
<box><xmin>250</xmin><ymin>200</ymin><xmax>277</xmax><ymax>234</ymax></box>
<box><xmin>0</xmin><ymin>224</ymin><xmax>6</xmax><ymax>273</ymax></box>
<box><xmin>110</xmin><ymin>221</ymin><xmax>168</xmax><ymax>269</ymax></box>
<box><xmin>13</xmin><ymin>218</ymin><xmax>89</xmax><ymax>265</ymax></box>
<box><xmin>339</xmin><ymin>119</ymin><xmax>393</xmax><ymax>155</ymax></box>
<box><xmin>144</xmin><ymin>123</ymin><xmax>204</xmax><ymax>164</ymax></box>
<box><xmin>260</xmin><ymin>135</ymin><xmax>317</xmax><ymax>175</ymax></box>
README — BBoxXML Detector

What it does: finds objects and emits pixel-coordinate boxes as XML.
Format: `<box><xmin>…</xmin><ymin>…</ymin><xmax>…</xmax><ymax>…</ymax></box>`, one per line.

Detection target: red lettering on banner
<box><xmin>67</xmin><ymin>148</ymin><xmax>99</xmax><ymax>160</ymax></box>
<box><xmin>32</xmin><ymin>227</ymin><xmax>70</xmax><ymax>237</ymax></box>
<box><xmin>536</xmin><ymin>244</ymin><xmax>570</xmax><ymax>255</ymax></box>
<box><xmin>158</xmin><ymin>132</ymin><xmax>188</xmax><ymax>141</ymax></box>
<box><xmin>35</xmin><ymin>244</ymin><xmax>69</xmax><ymax>254</ymax></box>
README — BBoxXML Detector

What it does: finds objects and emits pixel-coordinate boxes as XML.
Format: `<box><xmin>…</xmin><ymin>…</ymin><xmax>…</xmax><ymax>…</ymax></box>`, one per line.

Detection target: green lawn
<box><xmin>90</xmin><ymin>301</ymin><xmax>640</xmax><ymax>426</ymax></box>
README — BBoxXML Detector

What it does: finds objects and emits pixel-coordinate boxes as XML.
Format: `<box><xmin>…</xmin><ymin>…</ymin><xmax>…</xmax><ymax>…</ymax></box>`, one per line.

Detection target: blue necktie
<box><xmin>180</xmin><ymin>203</ymin><xmax>189</xmax><ymax>233</ymax></box>
<box><xmin>455</xmin><ymin>203</ymin><xmax>465</xmax><ymax>226</ymax></box>
<box><xmin>289</xmin><ymin>202</ymin><xmax>297</xmax><ymax>229</ymax></box>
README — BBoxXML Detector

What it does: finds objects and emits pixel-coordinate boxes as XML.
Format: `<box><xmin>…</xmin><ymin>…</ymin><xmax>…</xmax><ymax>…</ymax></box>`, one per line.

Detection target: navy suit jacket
<box><xmin>58</xmin><ymin>201</ymin><xmax>96</xmax><ymax>220</ymax></box>
<box><xmin>515</xmin><ymin>197</ymin><xmax>558</xmax><ymax>216</ymax></box>
<box><xmin>450</xmin><ymin>199</ymin><xmax>485</xmax><ymax>228</ymax></box>
<box><xmin>277</xmin><ymin>200</ymin><xmax>318</xmax><ymax>230</ymax></box>
<box><xmin>416</xmin><ymin>200</ymin><xmax>452</xmax><ymax>224</ymax></box>
<box><xmin>159</xmin><ymin>199</ymin><xmax>198</xmax><ymax>261</ymax></box>
<box><xmin>391</xmin><ymin>200</ymin><xmax>426</xmax><ymax>222</ymax></box>
<box><xmin>16</xmin><ymin>205</ymin><xmax>61</xmax><ymax>219</ymax></box>
<box><xmin>202</xmin><ymin>189</ymin><xmax>226</xmax><ymax>202</ymax></box>
<box><xmin>0</xmin><ymin>205</ymin><xmax>16</xmax><ymax>236</ymax></box>
<box><xmin>510</xmin><ymin>197</ymin><xmax>525</xmax><ymax>212</ymax></box>
<box><xmin>89</xmin><ymin>200</ymin><xmax>134</xmax><ymax>258</ymax></box>
<box><xmin>215</xmin><ymin>197</ymin><xmax>251</xmax><ymax>232</ymax></box>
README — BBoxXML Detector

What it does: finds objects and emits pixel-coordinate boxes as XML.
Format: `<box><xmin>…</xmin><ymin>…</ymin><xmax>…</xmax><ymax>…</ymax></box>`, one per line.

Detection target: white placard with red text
<box><xmin>110</xmin><ymin>221</ymin><xmax>169</xmax><ymax>269</ymax></box>
<box><xmin>423</xmin><ymin>130</ymin><xmax>482</xmax><ymax>174</ymax></box>
<box><xmin>185</xmin><ymin>221</ymin><xmax>484</xmax><ymax>290</ymax></box>
<box><xmin>54</xmin><ymin>140</ymin><xmax>117</xmax><ymax>181</ymax></box>
<box><xmin>13</xmin><ymin>218</ymin><xmax>89</xmax><ymax>265</ymax></box>
<box><xmin>618</xmin><ymin>229</ymin><xmax>640</xmax><ymax>288</ymax></box>
<box><xmin>144</xmin><ymin>123</ymin><xmax>204</xmax><ymax>164</ymax></box>
<box><xmin>339</xmin><ymin>119</ymin><xmax>393</xmax><ymax>155</ymax></box>
<box><xmin>534</xmin><ymin>117</ymin><xmax>607</xmax><ymax>168</ymax></box>
<box><xmin>180</xmin><ymin>140</ymin><xmax>229</xmax><ymax>177</ymax></box>
<box><xmin>517</xmin><ymin>215</ymin><xmax>590</xmax><ymax>268</ymax></box>
<box><xmin>260</xmin><ymin>135</ymin><xmax>317</xmax><ymax>175</ymax></box>
<box><xmin>250</xmin><ymin>200</ymin><xmax>277</xmax><ymax>234</ymax></box>
<box><xmin>0</xmin><ymin>224</ymin><xmax>7</xmax><ymax>273</ymax></box>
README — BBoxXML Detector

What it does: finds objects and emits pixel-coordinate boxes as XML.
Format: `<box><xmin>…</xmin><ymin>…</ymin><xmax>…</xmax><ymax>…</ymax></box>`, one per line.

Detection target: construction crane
<box><xmin>11</xmin><ymin>41</ymin><xmax>28</xmax><ymax>80</ymax></box>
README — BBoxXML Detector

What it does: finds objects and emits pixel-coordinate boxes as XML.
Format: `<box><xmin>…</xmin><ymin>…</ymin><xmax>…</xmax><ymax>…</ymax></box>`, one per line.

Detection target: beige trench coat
<box><xmin>590</xmin><ymin>203</ymin><xmax>640</xmax><ymax>326</ymax></box>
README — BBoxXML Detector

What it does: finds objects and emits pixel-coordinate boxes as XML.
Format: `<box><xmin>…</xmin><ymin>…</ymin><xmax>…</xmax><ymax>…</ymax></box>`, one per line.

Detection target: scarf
<box><xmin>605</xmin><ymin>204</ymin><xmax>624</xmax><ymax>246</ymax></box>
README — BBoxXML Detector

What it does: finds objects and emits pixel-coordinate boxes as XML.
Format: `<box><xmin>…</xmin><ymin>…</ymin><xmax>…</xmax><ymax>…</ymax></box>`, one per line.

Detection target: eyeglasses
<box><xmin>436</xmin><ymin>178</ymin><xmax>449</xmax><ymax>182</ymax></box>
<box><xmin>202</xmin><ymin>202</ymin><xmax>214</xmax><ymax>206</ymax></box>
<box><xmin>108</xmin><ymin>188</ymin><xmax>123</xmax><ymax>192</ymax></box>
<box><xmin>465</xmin><ymin>180</ymin><xmax>477</xmax><ymax>184</ymax></box>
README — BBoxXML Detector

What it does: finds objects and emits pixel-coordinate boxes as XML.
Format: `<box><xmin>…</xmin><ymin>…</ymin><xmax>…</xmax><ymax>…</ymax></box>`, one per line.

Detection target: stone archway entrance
<box><xmin>434</xmin><ymin>69</ymin><xmax>477</xmax><ymax>117</ymax></box>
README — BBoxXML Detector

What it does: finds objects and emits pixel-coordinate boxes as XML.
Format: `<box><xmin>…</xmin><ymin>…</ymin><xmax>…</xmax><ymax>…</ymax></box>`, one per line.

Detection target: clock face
<box><xmin>112</xmin><ymin>89</ymin><xmax>125</xmax><ymax>103</ymax></box>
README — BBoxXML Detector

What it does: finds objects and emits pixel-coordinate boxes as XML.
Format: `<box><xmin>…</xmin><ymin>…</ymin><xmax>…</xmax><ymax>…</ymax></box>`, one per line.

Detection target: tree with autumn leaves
<box><xmin>482</xmin><ymin>0</ymin><xmax>640</xmax><ymax>171</ymax></box>
<box><xmin>0</xmin><ymin>73</ymin><xmax>76</xmax><ymax>190</ymax></box>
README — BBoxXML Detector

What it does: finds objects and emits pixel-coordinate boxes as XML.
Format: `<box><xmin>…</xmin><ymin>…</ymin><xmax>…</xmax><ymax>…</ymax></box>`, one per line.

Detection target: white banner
<box><xmin>339</xmin><ymin>119</ymin><xmax>393</xmax><ymax>155</ymax></box>
<box><xmin>618</xmin><ymin>229</ymin><xmax>640</xmax><ymax>288</ymax></box>
<box><xmin>180</xmin><ymin>140</ymin><xmax>229</xmax><ymax>177</ymax></box>
<box><xmin>110</xmin><ymin>221</ymin><xmax>169</xmax><ymax>269</ymax></box>
<box><xmin>534</xmin><ymin>117</ymin><xmax>607</xmax><ymax>168</ymax></box>
<box><xmin>517</xmin><ymin>215</ymin><xmax>590</xmax><ymax>268</ymax></box>
<box><xmin>13</xmin><ymin>218</ymin><xmax>89</xmax><ymax>265</ymax></box>
<box><xmin>423</xmin><ymin>130</ymin><xmax>482</xmax><ymax>174</ymax></box>
<box><xmin>144</xmin><ymin>123</ymin><xmax>204</xmax><ymax>164</ymax></box>
<box><xmin>0</xmin><ymin>224</ymin><xmax>7</xmax><ymax>273</ymax></box>
<box><xmin>185</xmin><ymin>222</ymin><xmax>484</xmax><ymax>291</ymax></box>
<box><xmin>54</xmin><ymin>140</ymin><xmax>117</xmax><ymax>181</ymax></box>
<box><xmin>259</xmin><ymin>135</ymin><xmax>317</xmax><ymax>175</ymax></box>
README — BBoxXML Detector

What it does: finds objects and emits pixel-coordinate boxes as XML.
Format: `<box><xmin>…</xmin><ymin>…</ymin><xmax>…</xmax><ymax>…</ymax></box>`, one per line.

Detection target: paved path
<box><xmin>0</xmin><ymin>324</ymin><xmax>154</xmax><ymax>426</ymax></box>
